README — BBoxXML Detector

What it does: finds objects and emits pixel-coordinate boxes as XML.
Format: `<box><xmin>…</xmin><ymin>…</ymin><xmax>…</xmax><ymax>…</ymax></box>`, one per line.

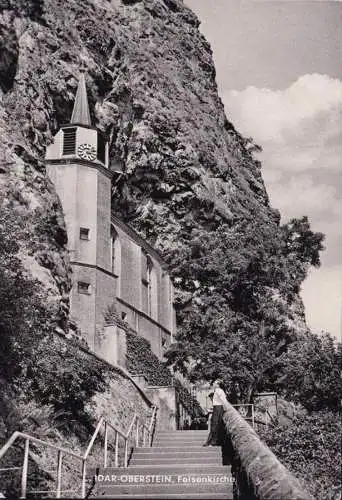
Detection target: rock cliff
<box><xmin>0</xmin><ymin>0</ymin><xmax>310</xmax><ymax>352</ymax></box>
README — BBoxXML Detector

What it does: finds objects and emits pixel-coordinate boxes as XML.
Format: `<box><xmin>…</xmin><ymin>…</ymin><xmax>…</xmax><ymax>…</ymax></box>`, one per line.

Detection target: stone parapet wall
<box><xmin>222</xmin><ymin>402</ymin><xmax>312</xmax><ymax>500</ymax></box>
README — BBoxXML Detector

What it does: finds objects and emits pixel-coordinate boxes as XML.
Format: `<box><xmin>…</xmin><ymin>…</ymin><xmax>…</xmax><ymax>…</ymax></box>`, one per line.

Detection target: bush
<box><xmin>277</xmin><ymin>334</ymin><xmax>342</xmax><ymax>412</ymax></box>
<box><xmin>259</xmin><ymin>411</ymin><xmax>341</xmax><ymax>499</ymax></box>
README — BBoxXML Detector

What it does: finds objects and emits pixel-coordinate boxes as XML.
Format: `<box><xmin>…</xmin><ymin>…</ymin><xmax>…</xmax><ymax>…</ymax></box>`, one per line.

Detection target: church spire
<box><xmin>70</xmin><ymin>72</ymin><xmax>91</xmax><ymax>126</ymax></box>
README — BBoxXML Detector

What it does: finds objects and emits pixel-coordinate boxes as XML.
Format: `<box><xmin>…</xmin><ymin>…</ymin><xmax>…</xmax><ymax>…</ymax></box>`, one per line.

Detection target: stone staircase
<box><xmin>93</xmin><ymin>430</ymin><xmax>233</xmax><ymax>499</ymax></box>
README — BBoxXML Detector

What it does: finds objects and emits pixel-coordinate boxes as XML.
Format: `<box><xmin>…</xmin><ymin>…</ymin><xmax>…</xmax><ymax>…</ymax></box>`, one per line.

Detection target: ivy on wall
<box><xmin>126</xmin><ymin>332</ymin><xmax>173</xmax><ymax>386</ymax></box>
<box><xmin>103</xmin><ymin>302</ymin><xmax>173</xmax><ymax>386</ymax></box>
<box><xmin>174</xmin><ymin>379</ymin><xmax>204</xmax><ymax>418</ymax></box>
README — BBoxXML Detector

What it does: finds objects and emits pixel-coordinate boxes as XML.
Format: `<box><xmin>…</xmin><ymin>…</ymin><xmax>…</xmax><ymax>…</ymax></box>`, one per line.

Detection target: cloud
<box><xmin>222</xmin><ymin>73</ymin><xmax>342</xmax><ymax>338</ymax></box>
<box><xmin>226</xmin><ymin>74</ymin><xmax>342</xmax><ymax>146</ymax></box>
<box><xmin>301</xmin><ymin>266</ymin><xmax>342</xmax><ymax>339</ymax></box>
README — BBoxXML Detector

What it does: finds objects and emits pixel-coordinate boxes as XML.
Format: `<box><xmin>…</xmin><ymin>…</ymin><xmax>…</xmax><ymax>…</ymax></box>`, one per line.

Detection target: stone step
<box><xmin>153</xmin><ymin>439</ymin><xmax>207</xmax><ymax>446</ymax></box>
<box><xmin>91</xmin><ymin>465</ymin><xmax>232</xmax><ymax>476</ymax></box>
<box><xmin>95</xmin><ymin>482</ymin><xmax>233</xmax><ymax>496</ymax></box>
<box><xmin>154</xmin><ymin>436</ymin><xmax>207</xmax><ymax>441</ymax></box>
<box><xmin>135</xmin><ymin>446</ymin><xmax>216</xmax><ymax>453</ymax></box>
<box><xmin>94</xmin><ymin>493</ymin><xmax>232</xmax><ymax>499</ymax></box>
<box><xmin>156</xmin><ymin>431</ymin><xmax>208</xmax><ymax>435</ymax></box>
<box><xmin>130</xmin><ymin>457</ymin><xmax>222</xmax><ymax>466</ymax></box>
<box><xmin>154</xmin><ymin>432</ymin><xmax>207</xmax><ymax>439</ymax></box>
<box><xmin>154</xmin><ymin>432</ymin><xmax>207</xmax><ymax>435</ymax></box>
<box><xmin>133</xmin><ymin>450</ymin><xmax>221</xmax><ymax>459</ymax></box>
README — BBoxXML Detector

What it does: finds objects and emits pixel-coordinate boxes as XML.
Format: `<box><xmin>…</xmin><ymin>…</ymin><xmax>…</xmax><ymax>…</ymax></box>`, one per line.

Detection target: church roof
<box><xmin>70</xmin><ymin>73</ymin><xmax>92</xmax><ymax>126</ymax></box>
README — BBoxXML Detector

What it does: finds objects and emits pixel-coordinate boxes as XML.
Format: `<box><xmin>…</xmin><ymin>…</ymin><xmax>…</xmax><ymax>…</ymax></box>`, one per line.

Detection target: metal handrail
<box><xmin>0</xmin><ymin>404</ymin><xmax>158</xmax><ymax>499</ymax></box>
<box><xmin>148</xmin><ymin>405</ymin><xmax>158</xmax><ymax>446</ymax></box>
<box><xmin>232</xmin><ymin>403</ymin><xmax>255</xmax><ymax>429</ymax></box>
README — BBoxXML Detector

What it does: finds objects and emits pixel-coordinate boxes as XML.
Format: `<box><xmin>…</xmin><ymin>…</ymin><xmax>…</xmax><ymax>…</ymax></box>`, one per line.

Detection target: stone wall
<box><xmin>145</xmin><ymin>385</ymin><xmax>198</xmax><ymax>432</ymax></box>
<box><xmin>222</xmin><ymin>401</ymin><xmax>312</xmax><ymax>500</ymax></box>
<box><xmin>145</xmin><ymin>386</ymin><xmax>178</xmax><ymax>431</ymax></box>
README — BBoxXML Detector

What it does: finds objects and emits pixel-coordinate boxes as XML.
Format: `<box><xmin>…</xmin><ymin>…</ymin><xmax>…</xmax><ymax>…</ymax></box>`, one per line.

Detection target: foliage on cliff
<box><xmin>260</xmin><ymin>411</ymin><xmax>341</xmax><ymax>500</ymax></box>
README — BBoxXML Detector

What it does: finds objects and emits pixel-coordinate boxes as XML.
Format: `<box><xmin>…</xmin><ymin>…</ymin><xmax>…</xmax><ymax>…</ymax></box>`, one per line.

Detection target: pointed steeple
<box><xmin>70</xmin><ymin>72</ymin><xmax>92</xmax><ymax>126</ymax></box>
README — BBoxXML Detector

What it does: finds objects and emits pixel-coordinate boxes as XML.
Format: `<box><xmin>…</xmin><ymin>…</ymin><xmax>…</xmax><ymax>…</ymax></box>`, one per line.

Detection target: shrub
<box><xmin>259</xmin><ymin>411</ymin><xmax>341</xmax><ymax>499</ymax></box>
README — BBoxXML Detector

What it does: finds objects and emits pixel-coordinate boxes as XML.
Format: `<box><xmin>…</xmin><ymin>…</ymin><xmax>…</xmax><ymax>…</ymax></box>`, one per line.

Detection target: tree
<box><xmin>282</xmin><ymin>216</ymin><xmax>325</xmax><ymax>268</ymax></box>
<box><xmin>0</xmin><ymin>208</ymin><xmax>48</xmax><ymax>383</ymax></box>
<box><xmin>166</xmin><ymin>215</ymin><xmax>326</xmax><ymax>403</ymax></box>
<box><xmin>276</xmin><ymin>333</ymin><xmax>341</xmax><ymax>412</ymax></box>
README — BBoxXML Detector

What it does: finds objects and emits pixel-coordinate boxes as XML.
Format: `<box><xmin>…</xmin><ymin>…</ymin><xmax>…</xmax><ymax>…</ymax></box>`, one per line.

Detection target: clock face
<box><xmin>78</xmin><ymin>143</ymin><xmax>96</xmax><ymax>161</ymax></box>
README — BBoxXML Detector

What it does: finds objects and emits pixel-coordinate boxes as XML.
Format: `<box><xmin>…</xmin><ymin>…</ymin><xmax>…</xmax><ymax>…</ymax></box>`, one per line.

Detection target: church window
<box><xmin>97</xmin><ymin>132</ymin><xmax>106</xmax><ymax>164</ymax></box>
<box><xmin>147</xmin><ymin>258</ymin><xmax>153</xmax><ymax>317</ymax></box>
<box><xmin>110</xmin><ymin>228</ymin><xmax>121</xmax><ymax>276</ymax></box>
<box><xmin>80</xmin><ymin>227</ymin><xmax>90</xmax><ymax>240</ymax></box>
<box><xmin>142</xmin><ymin>252</ymin><xmax>156</xmax><ymax>318</ymax></box>
<box><xmin>77</xmin><ymin>281</ymin><xmax>91</xmax><ymax>294</ymax></box>
<box><xmin>62</xmin><ymin>127</ymin><xmax>76</xmax><ymax>155</ymax></box>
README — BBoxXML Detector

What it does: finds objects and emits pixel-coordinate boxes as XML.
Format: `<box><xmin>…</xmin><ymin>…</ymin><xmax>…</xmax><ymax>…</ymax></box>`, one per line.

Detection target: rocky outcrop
<box><xmin>0</xmin><ymin>0</ymin><xmax>308</xmax><ymax>336</ymax></box>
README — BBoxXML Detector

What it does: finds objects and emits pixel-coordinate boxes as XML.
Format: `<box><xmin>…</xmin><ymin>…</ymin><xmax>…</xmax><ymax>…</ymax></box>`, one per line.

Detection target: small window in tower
<box><xmin>77</xmin><ymin>281</ymin><xmax>91</xmax><ymax>295</ymax></box>
<box><xmin>97</xmin><ymin>132</ymin><xmax>106</xmax><ymax>164</ymax></box>
<box><xmin>62</xmin><ymin>127</ymin><xmax>76</xmax><ymax>155</ymax></box>
<box><xmin>80</xmin><ymin>227</ymin><xmax>90</xmax><ymax>240</ymax></box>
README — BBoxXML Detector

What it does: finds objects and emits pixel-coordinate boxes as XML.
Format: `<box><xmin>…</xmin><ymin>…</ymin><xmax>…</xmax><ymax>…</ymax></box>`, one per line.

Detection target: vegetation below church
<box><xmin>126</xmin><ymin>331</ymin><xmax>173</xmax><ymax>386</ymax></box>
<box><xmin>259</xmin><ymin>410</ymin><xmax>341</xmax><ymax>500</ymax></box>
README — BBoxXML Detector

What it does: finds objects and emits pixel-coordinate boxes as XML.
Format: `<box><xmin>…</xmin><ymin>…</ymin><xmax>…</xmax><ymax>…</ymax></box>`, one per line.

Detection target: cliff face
<box><xmin>0</xmin><ymin>0</ymin><xmax>308</xmax><ymax>339</ymax></box>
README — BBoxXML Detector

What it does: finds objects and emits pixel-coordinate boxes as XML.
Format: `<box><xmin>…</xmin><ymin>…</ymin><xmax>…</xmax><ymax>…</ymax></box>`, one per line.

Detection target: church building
<box><xmin>45</xmin><ymin>74</ymin><xmax>176</xmax><ymax>363</ymax></box>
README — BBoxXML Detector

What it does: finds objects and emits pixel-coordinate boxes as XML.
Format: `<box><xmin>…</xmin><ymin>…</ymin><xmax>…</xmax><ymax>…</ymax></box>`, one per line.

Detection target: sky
<box><xmin>185</xmin><ymin>0</ymin><xmax>341</xmax><ymax>339</ymax></box>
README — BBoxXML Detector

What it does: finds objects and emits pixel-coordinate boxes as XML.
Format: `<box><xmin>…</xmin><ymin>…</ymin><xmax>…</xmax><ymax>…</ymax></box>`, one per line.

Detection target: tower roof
<box><xmin>70</xmin><ymin>73</ymin><xmax>92</xmax><ymax>126</ymax></box>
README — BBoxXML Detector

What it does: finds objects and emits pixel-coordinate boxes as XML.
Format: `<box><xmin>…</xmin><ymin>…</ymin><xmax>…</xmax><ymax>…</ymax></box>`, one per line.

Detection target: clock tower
<box><xmin>45</xmin><ymin>73</ymin><xmax>116</xmax><ymax>350</ymax></box>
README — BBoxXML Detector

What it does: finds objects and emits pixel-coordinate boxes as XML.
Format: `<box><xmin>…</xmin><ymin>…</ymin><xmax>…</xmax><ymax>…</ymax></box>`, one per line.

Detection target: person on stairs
<box><xmin>203</xmin><ymin>379</ymin><xmax>228</xmax><ymax>446</ymax></box>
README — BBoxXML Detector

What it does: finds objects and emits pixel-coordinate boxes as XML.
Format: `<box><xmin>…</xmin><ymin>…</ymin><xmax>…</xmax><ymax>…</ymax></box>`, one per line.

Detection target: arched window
<box><xmin>141</xmin><ymin>251</ymin><xmax>158</xmax><ymax>319</ymax></box>
<box><xmin>110</xmin><ymin>227</ymin><xmax>121</xmax><ymax>277</ymax></box>
<box><xmin>147</xmin><ymin>257</ymin><xmax>153</xmax><ymax>317</ymax></box>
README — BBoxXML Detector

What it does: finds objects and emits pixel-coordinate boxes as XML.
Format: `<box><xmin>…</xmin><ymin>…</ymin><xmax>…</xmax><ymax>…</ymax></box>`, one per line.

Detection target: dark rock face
<box><xmin>0</xmin><ymin>0</ymin><xmax>307</xmax><ymax>335</ymax></box>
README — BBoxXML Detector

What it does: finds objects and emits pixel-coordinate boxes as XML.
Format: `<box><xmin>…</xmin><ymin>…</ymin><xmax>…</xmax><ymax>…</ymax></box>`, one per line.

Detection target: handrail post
<box><xmin>104</xmin><ymin>422</ymin><xmax>108</xmax><ymax>468</ymax></box>
<box><xmin>124</xmin><ymin>438</ymin><xmax>128</xmax><ymax>467</ymax></box>
<box><xmin>115</xmin><ymin>431</ymin><xmax>119</xmax><ymax>467</ymax></box>
<box><xmin>143</xmin><ymin>426</ymin><xmax>146</xmax><ymax>447</ymax></box>
<box><xmin>56</xmin><ymin>450</ymin><xmax>63</xmax><ymax>498</ymax></box>
<box><xmin>135</xmin><ymin>418</ymin><xmax>139</xmax><ymax>447</ymax></box>
<box><xmin>252</xmin><ymin>404</ymin><xmax>255</xmax><ymax>429</ymax></box>
<box><xmin>81</xmin><ymin>459</ymin><xmax>87</xmax><ymax>498</ymax></box>
<box><xmin>20</xmin><ymin>438</ymin><xmax>30</xmax><ymax>499</ymax></box>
